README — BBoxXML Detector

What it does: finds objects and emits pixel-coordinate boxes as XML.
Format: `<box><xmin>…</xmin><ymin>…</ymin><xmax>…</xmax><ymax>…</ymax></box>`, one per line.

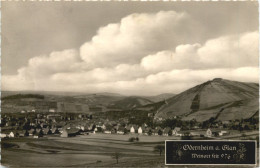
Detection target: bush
<box><xmin>154</xmin><ymin>145</ymin><xmax>165</xmax><ymax>156</ymax></box>
<box><xmin>128</xmin><ymin>137</ymin><xmax>136</xmax><ymax>142</ymax></box>
<box><xmin>135</xmin><ymin>137</ymin><xmax>139</xmax><ymax>141</ymax></box>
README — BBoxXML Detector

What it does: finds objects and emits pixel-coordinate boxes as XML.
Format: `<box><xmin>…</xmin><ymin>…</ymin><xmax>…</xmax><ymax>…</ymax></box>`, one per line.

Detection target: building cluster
<box><xmin>1</xmin><ymin>110</ymin><xmax>258</xmax><ymax>140</ymax></box>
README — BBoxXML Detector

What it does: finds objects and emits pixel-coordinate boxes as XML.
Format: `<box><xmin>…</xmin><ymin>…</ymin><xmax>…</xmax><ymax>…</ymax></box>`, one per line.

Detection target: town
<box><xmin>1</xmin><ymin>108</ymin><xmax>258</xmax><ymax>140</ymax></box>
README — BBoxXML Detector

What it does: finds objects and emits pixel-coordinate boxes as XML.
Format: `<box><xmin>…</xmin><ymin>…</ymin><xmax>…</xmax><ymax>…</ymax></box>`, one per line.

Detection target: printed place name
<box><xmin>165</xmin><ymin>140</ymin><xmax>256</xmax><ymax>165</ymax></box>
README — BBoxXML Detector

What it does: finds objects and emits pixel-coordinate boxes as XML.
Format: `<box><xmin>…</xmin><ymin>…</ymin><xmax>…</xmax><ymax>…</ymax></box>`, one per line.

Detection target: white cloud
<box><xmin>2</xmin><ymin>10</ymin><xmax>258</xmax><ymax>95</ymax></box>
<box><xmin>79</xmin><ymin>11</ymin><xmax>198</xmax><ymax>68</ymax></box>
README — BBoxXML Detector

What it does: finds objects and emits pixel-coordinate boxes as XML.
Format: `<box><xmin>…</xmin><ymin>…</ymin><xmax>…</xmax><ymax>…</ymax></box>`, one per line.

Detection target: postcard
<box><xmin>1</xmin><ymin>1</ymin><xmax>259</xmax><ymax>167</ymax></box>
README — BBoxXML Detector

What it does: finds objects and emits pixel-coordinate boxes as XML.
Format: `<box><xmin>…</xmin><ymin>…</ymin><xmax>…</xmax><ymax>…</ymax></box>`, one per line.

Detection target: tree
<box><xmin>158</xmin><ymin>129</ymin><xmax>163</xmax><ymax>136</ymax></box>
<box><xmin>24</xmin><ymin>130</ymin><xmax>29</xmax><ymax>136</ymax></box>
<box><xmin>47</xmin><ymin>129</ymin><xmax>52</xmax><ymax>135</ymax></box>
<box><xmin>123</xmin><ymin>128</ymin><xmax>128</xmax><ymax>135</ymax></box>
<box><xmin>168</xmin><ymin>130</ymin><xmax>172</xmax><ymax>136</ymax></box>
<box><xmin>148</xmin><ymin>129</ymin><xmax>152</xmax><ymax>136</ymax></box>
<box><xmin>154</xmin><ymin>145</ymin><xmax>165</xmax><ymax>156</ymax></box>
<box><xmin>39</xmin><ymin>129</ymin><xmax>44</xmax><ymax>137</ymax></box>
<box><xmin>32</xmin><ymin>129</ymin><xmax>37</xmax><ymax>135</ymax></box>
<box><xmin>111</xmin><ymin>152</ymin><xmax>123</xmax><ymax>164</ymax></box>
<box><xmin>239</xmin><ymin>125</ymin><xmax>243</xmax><ymax>132</ymax></box>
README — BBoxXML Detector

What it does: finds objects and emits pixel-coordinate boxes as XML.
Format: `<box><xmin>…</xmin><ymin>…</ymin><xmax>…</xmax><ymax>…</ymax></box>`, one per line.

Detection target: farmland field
<box><xmin>1</xmin><ymin>133</ymin><xmax>258</xmax><ymax>167</ymax></box>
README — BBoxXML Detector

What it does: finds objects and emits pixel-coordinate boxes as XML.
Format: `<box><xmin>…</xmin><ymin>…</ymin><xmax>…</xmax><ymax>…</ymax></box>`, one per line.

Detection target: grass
<box><xmin>2</xmin><ymin>133</ymin><xmax>259</xmax><ymax>167</ymax></box>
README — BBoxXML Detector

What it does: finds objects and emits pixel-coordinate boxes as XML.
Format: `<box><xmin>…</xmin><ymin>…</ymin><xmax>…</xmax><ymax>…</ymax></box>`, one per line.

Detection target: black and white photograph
<box><xmin>1</xmin><ymin>1</ymin><xmax>259</xmax><ymax>167</ymax></box>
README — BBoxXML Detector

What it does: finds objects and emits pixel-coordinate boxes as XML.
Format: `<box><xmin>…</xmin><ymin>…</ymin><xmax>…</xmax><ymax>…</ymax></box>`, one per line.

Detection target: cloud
<box><xmin>141</xmin><ymin>31</ymin><xmax>258</xmax><ymax>72</ymax></box>
<box><xmin>2</xmin><ymin>10</ymin><xmax>258</xmax><ymax>95</ymax></box>
<box><xmin>80</xmin><ymin>11</ymin><xmax>201</xmax><ymax>68</ymax></box>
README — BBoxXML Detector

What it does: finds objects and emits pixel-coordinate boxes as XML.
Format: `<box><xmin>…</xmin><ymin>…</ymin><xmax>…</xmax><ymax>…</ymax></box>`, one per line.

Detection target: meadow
<box><xmin>1</xmin><ymin>134</ymin><xmax>179</xmax><ymax>167</ymax></box>
<box><xmin>1</xmin><ymin>133</ymin><xmax>258</xmax><ymax>167</ymax></box>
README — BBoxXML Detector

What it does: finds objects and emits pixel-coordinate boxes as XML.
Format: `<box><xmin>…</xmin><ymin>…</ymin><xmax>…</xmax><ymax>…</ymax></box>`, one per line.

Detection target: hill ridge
<box><xmin>155</xmin><ymin>78</ymin><xmax>258</xmax><ymax>121</ymax></box>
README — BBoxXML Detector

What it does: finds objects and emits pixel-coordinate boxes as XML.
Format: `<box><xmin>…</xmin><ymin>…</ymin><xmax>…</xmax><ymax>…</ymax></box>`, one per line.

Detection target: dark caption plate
<box><xmin>165</xmin><ymin>140</ymin><xmax>256</xmax><ymax>165</ymax></box>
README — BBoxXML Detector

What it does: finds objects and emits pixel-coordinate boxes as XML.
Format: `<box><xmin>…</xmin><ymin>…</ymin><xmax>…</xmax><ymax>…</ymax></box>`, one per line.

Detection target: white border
<box><xmin>165</xmin><ymin>140</ymin><xmax>257</xmax><ymax>166</ymax></box>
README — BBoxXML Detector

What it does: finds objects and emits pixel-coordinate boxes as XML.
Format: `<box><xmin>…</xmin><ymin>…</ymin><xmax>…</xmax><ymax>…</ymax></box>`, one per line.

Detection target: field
<box><xmin>1</xmin><ymin>134</ymin><xmax>178</xmax><ymax>167</ymax></box>
<box><xmin>1</xmin><ymin>133</ymin><xmax>258</xmax><ymax>168</ymax></box>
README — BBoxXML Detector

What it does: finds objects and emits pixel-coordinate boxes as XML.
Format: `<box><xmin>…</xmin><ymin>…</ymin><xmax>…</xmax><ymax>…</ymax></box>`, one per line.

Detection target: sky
<box><xmin>2</xmin><ymin>2</ymin><xmax>259</xmax><ymax>96</ymax></box>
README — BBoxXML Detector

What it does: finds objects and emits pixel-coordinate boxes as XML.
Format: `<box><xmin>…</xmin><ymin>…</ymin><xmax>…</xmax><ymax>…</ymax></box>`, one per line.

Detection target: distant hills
<box><xmin>1</xmin><ymin>91</ymin><xmax>174</xmax><ymax>112</ymax></box>
<box><xmin>108</xmin><ymin>96</ymin><xmax>154</xmax><ymax>110</ymax></box>
<box><xmin>154</xmin><ymin>78</ymin><xmax>258</xmax><ymax>122</ymax></box>
<box><xmin>2</xmin><ymin>78</ymin><xmax>259</xmax><ymax>121</ymax></box>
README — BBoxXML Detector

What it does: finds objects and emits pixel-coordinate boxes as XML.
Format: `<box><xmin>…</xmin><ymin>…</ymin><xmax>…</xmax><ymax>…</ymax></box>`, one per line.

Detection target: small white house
<box><xmin>61</xmin><ymin>130</ymin><xmax>68</xmax><ymax>138</ymax></box>
<box><xmin>138</xmin><ymin>127</ymin><xmax>143</xmax><ymax>134</ymax></box>
<box><xmin>219</xmin><ymin>130</ymin><xmax>228</xmax><ymax>136</ymax></box>
<box><xmin>101</xmin><ymin>124</ymin><xmax>106</xmax><ymax>130</ymax></box>
<box><xmin>117</xmin><ymin>131</ymin><xmax>124</xmax><ymax>135</ymax></box>
<box><xmin>104</xmin><ymin>130</ymin><xmax>111</xmax><ymax>134</ymax></box>
<box><xmin>0</xmin><ymin>133</ymin><xmax>7</xmax><ymax>138</ymax></box>
<box><xmin>130</xmin><ymin>126</ymin><xmax>135</xmax><ymax>133</ymax></box>
<box><xmin>206</xmin><ymin>128</ymin><xmax>212</xmax><ymax>137</ymax></box>
<box><xmin>172</xmin><ymin>127</ymin><xmax>181</xmax><ymax>136</ymax></box>
<box><xmin>9</xmin><ymin>132</ymin><xmax>15</xmax><ymax>138</ymax></box>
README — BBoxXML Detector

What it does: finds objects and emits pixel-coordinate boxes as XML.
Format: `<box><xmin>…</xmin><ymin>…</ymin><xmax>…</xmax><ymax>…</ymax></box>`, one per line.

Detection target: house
<box><xmin>24</xmin><ymin>130</ymin><xmax>29</xmax><ymax>137</ymax></box>
<box><xmin>222</xmin><ymin>121</ymin><xmax>230</xmax><ymax>125</ymax></box>
<box><xmin>148</xmin><ymin>113</ymin><xmax>154</xmax><ymax>117</ymax></box>
<box><xmin>154</xmin><ymin>127</ymin><xmax>163</xmax><ymax>136</ymax></box>
<box><xmin>242</xmin><ymin>122</ymin><xmax>254</xmax><ymax>130</ymax></box>
<box><xmin>192</xmin><ymin>126</ymin><xmax>200</xmax><ymax>129</ymax></box>
<box><xmin>163</xmin><ymin>127</ymin><xmax>171</xmax><ymax>136</ymax></box>
<box><xmin>219</xmin><ymin>130</ymin><xmax>229</xmax><ymax>136</ymax></box>
<box><xmin>49</xmin><ymin>108</ymin><xmax>56</xmax><ymax>113</ymax></box>
<box><xmin>1</xmin><ymin>133</ymin><xmax>7</xmax><ymax>138</ymax></box>
<box><xmin>9</xmin><ymin>132</ymin><xmax>15</xmax><ymax>138</ymax></box>
<box><xmin>117</xmin><ymin>127</ymin><xmax>125</xmax><ymax>135</ymax></box>
<box><xmin>111</xmin><ymin>128</ymin><xmax>117</xmax><ymax>134</ymax></box>
<box><xmin>43</xmin><ymin>128</ymin><xmax>52</xmax><ymax>135</ymax></box>
<box><xmin>125</xmin><ymin>125</ymin><xmax>131</xmax><ymax>133</ymax></box>
<box><xmin>29</xmin><ymin>129</ymin><xmax>36</xmax><ymax>136</ymax></box>
<box><xmin>143</xmin><ymin>127</ymin><xmax>151</xmax><ymax>135</ymax></box>
<box><xmin>138</xmin><ymin>127</ymin><xmax>143</xmax><ymax>134</ymax></box>
<box><xmin>61</xmin><ymin>129</ymin><xmax>79</xmax><ymax>137</ymax></box>
<box><xmin>104</xmin><ymin>130</ymin><xmax>111</xmax><ymax>134</ymax></box>
<box><xmin>47</xmin><ymin>114</ymin><xmax>61</xmax><ymax>120</ymax></box>
<box><xmin>51</xmin><ymin>128</ymin><xmax>60</xmax><ymax>134</ymax></box>
<box><xmin>104</xmin><ymin>124</ymin><xmax>113</xmax><ymax>134</ymax></box>
<box><xmin>101</xmin><ymin>124</ymin><xmax>106</xmax><ymax>130</ymax></box>
<box><xmin>84</xmin><ymin>124</ymin><xmax>91</xmax><ymax>131</ymax></box>
<box><xmin>190</xmin><ymin>131</ymin><xmax>200</xmax><ymax>137</ymax></box>
<box><xmin>34</xmin><ymin>131</ymin><xmax>43</xmax><ymax>138</ymax></box>
<box><xmin>172</xmin><ymin>127</ymin><xmax>181</xmax><ymax>136</ymax></box>
<box><xmin>130</xmin><ymin>126</ymin><xmax>135</xmax><ymax>133</ymax></box>
<box><xmin>205</xmin><ymin>128</ymin><xmax>212</xmax><ymax>137</ymax></box>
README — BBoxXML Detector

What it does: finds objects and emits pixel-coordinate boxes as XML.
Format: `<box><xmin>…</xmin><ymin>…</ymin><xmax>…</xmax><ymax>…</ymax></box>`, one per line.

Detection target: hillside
<box><xmin>72</xmin><ymin>94</ymin><xmax>124</xmax><ymax>106</ymax></box>
<box><xmin>144</xmin><ymin>93</ymin><xmax>176</xmax><ymax>102</ymax></box>
<box><xmin>155</xmin><ymin>78</ymin><xmax>259</xmax><ymax>121</ymax></box>
<box><xmin>109</xmin><ymin>96</ymin><xmax>154</xmax><ymax>110</ymax></box>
